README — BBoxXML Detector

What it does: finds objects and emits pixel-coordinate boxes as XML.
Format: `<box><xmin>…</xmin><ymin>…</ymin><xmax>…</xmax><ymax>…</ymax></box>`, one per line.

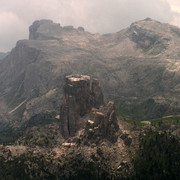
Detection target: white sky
<box><xmin>0</xmin><ymin>0</ymin><xmax>180</xmax><ymax>52</ymax></box>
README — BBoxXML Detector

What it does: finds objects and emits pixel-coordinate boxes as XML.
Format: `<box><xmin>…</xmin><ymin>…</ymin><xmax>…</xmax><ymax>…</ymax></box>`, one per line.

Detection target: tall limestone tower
<box><xmin>60</xmin><ymin>75</ymin><xmax>104</xmax><ymax>138</ymax></box>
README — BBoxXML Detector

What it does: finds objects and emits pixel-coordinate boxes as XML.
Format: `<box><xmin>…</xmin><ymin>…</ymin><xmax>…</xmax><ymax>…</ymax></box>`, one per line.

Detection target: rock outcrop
<box><xmin>84</xmin><ymin>101</ymin><xmax>120</xmax><ymax>143</ymax></box>
<box><xmin>60</xmin><ymin>75</ymin><xmax>104</xmax><ymax>138</ymax></box>
<box><xmin>29</xmin><ymin>19</ymin><xmax>62</xmax><ymax>40</ymax></box>
<box><xmin>29</xmin><ymin>19</ymin><xmax>85</xmax><ymax>41</ymax></box>
<box><xmin>1</xmin><ymin>18</ymin><xmax>180</xmax><ymax>142</ymax></box>
<box><xmin>60</xmin><ymin>75</ymin><xmax>120</xmax><ymax>142</ymax></box>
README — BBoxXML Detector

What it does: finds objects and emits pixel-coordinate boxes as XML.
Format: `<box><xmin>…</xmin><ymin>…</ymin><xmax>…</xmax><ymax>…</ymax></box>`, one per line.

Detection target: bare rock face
<box><xmin>60</xmin><ymin>75</ymin><xmax>105</xmax><ymax>138</ymax></box>
<box><xmin>29</xmin><ymin>19</ymin><xmax>62</xmax><ymax>40</ymax></box>
<box><xmin>84</xmin><ymin>101</ymin><xmax>120</xmax><ymax>143</ymax></box>
<box><xmin>29</xmin><ymin>20</ymin><xmax>85</xmax><ymax>41</ymax></box>
<box><xmin>91</xmin><ymin>79</ymin><xmax>104</xmax><ymax>108</ymax></box>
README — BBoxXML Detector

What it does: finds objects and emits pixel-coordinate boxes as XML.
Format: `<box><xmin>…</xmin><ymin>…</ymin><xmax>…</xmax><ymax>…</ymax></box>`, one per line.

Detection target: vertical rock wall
<box><xmin>60</xmin><ymin>75</ymin><xmax>104</xmax><ymax>138</ymax></box>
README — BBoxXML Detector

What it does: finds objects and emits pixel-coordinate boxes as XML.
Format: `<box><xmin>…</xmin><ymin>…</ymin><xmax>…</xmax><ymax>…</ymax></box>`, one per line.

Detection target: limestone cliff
<box><xmin>84</xmin><ymin>101</ymin><xmax>120</xmax><ymax>143</ymax></box>
<box><xmin>60</xmin><ymin>75</ymin><xmax>104</xmax><ymax>138</ymax></box>
<box><xmin>60</xmin><ymin>75</ymin><xmax>119</xmax><ymax>143</ymax></box>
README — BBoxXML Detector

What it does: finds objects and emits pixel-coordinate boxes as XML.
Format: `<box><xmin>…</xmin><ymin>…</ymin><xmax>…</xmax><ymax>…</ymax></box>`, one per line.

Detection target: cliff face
<box><xmin>60</xmin><ymin>75</ymin><xmax>104</xmax><ymax>138</ymax></box>
<box><xmin>84</xmin><ymin>101</ymin><xmax>120</xmax><ymax>143</ymax></box>
<box><xmin>60</xmin><ymin>74</ymin><xmax>119</xmax><ymax>144</ymax></box>
<box><xmin>29</xmin><ymin>19</ymin><xmax>61</xmax><ymax>40</ymax></box>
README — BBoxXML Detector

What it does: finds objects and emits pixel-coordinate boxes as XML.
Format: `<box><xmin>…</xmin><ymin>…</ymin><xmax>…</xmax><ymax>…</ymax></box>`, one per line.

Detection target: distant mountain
<box><xmin>0</xmin><ymin>18</ymin><xmax>180</xmax><ymax>140</ymax></box>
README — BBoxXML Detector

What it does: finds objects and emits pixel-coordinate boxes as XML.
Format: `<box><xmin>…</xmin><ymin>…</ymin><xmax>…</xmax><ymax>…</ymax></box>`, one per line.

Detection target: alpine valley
<box><xmin>0</xmin><ymin>18</ymin><xmax>179</xmax><ymax>179</ymax></box>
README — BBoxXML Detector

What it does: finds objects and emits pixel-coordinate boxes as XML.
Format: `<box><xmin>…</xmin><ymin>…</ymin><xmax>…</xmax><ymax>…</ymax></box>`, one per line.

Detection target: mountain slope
<box><xmin>0</xmin><ymin>18</ymin><xmax>180</xmax><ymax>140</ymax></box>
<box><xmin>0</xmin><ymin>52</ymin><xmax>9</xmax><ymax>60</ymax></box>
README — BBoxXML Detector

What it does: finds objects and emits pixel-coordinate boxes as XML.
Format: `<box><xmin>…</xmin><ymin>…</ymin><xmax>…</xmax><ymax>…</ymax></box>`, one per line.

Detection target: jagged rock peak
<box><xmin>127</xmin><ymin>18</ymin><xmax>173</xmax><ymax>55</ymax></box>
<box><xmin>144</xmin><ymin>17</ymin><xmax>153</xmax><ymax>21</ymax></box>
<box><xmin>29</xmin><ymin>19</ymin><xmax>62</xmax><ymax>40</ymax></box>
<box><xmin>60</xmin><ymin>74</ymin><xmax>120</xmax><ymax>143</ymax></box>
<box><xmin>77</xmin><ymin>26</ymin><xmax>85</xmax><ymax>31</ymax></box>
<box><xmin>129</xmin><ymin>18</ymin><xmax>165</xmax><ymax>32</ymax></box>
<box><xmin>60</xmin><ymin>75</ymin><xmax>104</xmax><ymax>138</ymax></box>
<box><xmin>29</xmin><ymin>19</ymin><xmax>85</xmax><ymax>40</ymax></box>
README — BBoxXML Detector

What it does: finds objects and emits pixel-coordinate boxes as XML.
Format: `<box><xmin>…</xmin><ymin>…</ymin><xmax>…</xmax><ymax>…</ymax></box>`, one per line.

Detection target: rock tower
<box><xmin>60</xmin><ymin>75</ymin><xmax>104</xmax><ymax>138</ymax></box>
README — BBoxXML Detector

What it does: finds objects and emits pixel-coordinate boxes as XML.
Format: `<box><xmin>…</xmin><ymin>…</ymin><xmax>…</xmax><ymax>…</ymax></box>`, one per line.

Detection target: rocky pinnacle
<box><xmin>60</xmin><ymin>75</ymin><xmax>104</xmax><ymax>138</ymax></box>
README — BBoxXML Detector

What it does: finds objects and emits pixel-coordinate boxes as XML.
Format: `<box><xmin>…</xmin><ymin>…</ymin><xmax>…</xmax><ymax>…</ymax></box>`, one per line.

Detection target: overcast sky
<box><xmin>0</xmin><ymin>0</ymin><xmax>180</xmax><ymax>52</ymax></box>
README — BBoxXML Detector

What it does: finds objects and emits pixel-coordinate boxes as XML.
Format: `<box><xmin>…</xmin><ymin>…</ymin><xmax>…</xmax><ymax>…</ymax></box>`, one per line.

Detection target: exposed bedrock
<box><xmin>60</xmin><ymin>74</ymin><xmax>119</xmax><ymax>142</ymax></box>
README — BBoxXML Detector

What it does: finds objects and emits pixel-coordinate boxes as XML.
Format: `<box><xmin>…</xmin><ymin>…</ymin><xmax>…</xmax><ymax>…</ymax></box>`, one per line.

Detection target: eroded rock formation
<box><xmin>60</xmin><ymin>74</ymin><xmax>119</xmax><ymax>142</ymax></box>
<box><xmin>60</xmin><ymin>75</ymin><xmax>104</xmax><ymax>138</ymax></box>
<box><xmin>29</xmin><ymin>19</ymin><xmax>62</xmax><ymax>40</ymax></box>
<box><xmin>84</xmin><ymin>101</ymin><xmax>120</xmax><ymax>143</ymax></box>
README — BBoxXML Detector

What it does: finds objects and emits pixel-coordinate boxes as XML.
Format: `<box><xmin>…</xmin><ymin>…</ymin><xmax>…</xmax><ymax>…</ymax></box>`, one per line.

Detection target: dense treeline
<box><xmin>132</xmin><ymin>130</ymin><xmax>180</xmax><ymax>180</ymax></box>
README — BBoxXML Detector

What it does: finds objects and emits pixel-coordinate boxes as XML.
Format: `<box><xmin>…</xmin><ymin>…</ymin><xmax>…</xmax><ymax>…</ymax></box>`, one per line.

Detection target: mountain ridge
<box><xmin>0</xmin><ymin>18</ymin><xmax>180</xmax><ymax>141</ymax></box>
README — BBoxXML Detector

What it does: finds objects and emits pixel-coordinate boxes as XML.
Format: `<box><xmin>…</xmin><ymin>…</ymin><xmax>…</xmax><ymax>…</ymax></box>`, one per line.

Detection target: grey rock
<box><xmin>77</xmin><ymin>27</ymin><xmax>85</xmax><ymax>31</ymax></box>
<box><xmin>29</xmin><ymin>19</ymin><xmax>62</xmax><ymax>40</ymax></box>
<box><xmin>83</xmin><ymin>101</ymin><xmax>120</xmax><ymax>143</ymax></box>
<box><xmin>59</xmin><ymin>74</ymin><xmax>119</xmax><ymax>142</ymax></box>
<box><xmin>60</xmin><ymin>75</ymin><xmax>104</xmax><ymax>138</ymax></box>
<box><xmin>63</xmin><ymin>26</ymin><xmax>74</xmax><ymax>31</ymax></box>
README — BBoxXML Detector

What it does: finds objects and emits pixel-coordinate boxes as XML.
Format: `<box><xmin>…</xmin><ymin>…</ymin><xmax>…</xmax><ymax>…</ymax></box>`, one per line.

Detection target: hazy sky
<box><xmin>0</xmin><ymin>0</ymin><xmax>180</xmax><ymax>52</ymax></box>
